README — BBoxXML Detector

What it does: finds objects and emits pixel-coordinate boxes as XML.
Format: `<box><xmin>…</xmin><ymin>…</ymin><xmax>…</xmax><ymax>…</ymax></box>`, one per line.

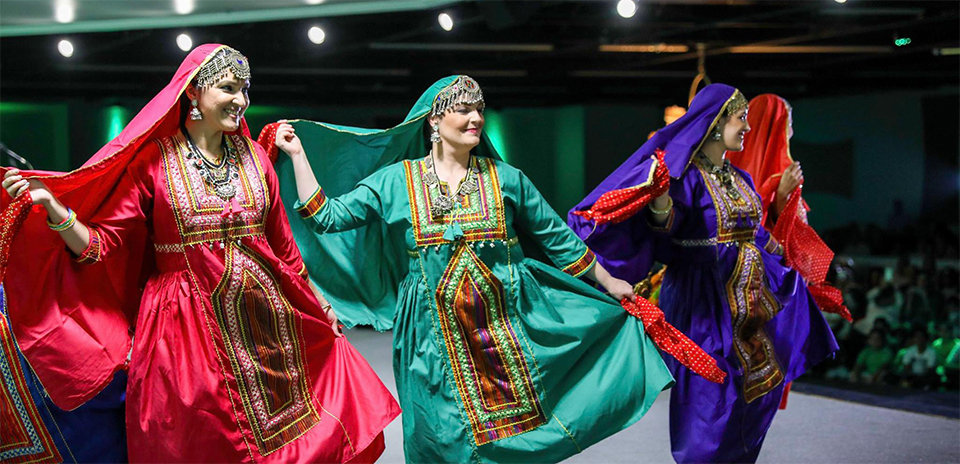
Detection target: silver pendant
<box><xmin>216</xmin><ymin>183</ymin><xmax>236</xmax><ymax>200</ymax></box>
<box><xmin>431</xmin><ymin>194</ymin><xmax>454</xmax><ymax>217</ymax></box>
<box><xmin>460</xmin><ymin>176</ymin><xmax>479</xmax><ymax>194</ymax></box>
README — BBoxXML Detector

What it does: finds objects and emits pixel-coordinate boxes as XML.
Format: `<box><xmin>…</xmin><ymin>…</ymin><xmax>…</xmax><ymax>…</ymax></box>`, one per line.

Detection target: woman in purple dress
<box><xmin>568</xmin><ymin>83</ymin><xmax>838</xmax><ymax>463</ymax></box>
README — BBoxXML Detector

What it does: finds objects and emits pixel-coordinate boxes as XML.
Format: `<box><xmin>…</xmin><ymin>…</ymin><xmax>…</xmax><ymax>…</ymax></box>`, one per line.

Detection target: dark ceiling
<box><xmin>1</xmin><ymin>0</ymin><xmax>958</xmax><ymax>108</ymax></box>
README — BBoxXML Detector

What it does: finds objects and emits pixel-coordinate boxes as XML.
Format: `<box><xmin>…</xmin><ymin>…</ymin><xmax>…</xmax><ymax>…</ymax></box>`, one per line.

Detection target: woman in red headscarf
<box><xmin>728</xmin><ymin>94</ymin><xmax>849</xmax><ymax>321</ymax></box>
<box><xmin>728</xmin><ymin>95</ymin><xmax>852</xmax><ymax>407</ymax></box>
<box><xmin>727</xmin><ymin>94</ymin><xmax>802</xmax><ymax>229</ymax></box>
<box><xmin>0</xmin><ymin>44</ymin><xmax>399</xmax><ymax>463</ymax></box>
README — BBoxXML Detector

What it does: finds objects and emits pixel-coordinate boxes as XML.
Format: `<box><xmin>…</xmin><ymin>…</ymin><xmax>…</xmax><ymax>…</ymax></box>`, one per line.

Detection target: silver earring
<box><xmin>430</xmin><ymin>124</ymin><xmax>441</xmax><ymax>143</ymax></box>
<box><xmin>711</xmin><ymin>128</ymin><xmax>722</xmax><ymax>141</ymax></box>
<box><xmin>189</xmin><ymin>99</ymin><xmax>203</xmax><ymax>121</ymax></box>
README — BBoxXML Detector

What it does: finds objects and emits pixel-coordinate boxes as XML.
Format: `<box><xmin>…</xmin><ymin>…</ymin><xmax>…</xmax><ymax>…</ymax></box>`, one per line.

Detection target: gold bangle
<box><xmin>649</xmin><ymin>197</ymin><xmax>673</xmax><ymax>215</ymax></box>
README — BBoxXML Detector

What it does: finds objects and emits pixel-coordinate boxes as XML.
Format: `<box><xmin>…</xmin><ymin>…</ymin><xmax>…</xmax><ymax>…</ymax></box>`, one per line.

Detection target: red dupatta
<box><xmin>0</xmin><ymin>44</ymin><xmax>250</xmax><ymax>410</ymax></box>
<box><xmin>728</xmin><ymin>94</ymin><xmax>851</xmax><ymax>323</ymax></box>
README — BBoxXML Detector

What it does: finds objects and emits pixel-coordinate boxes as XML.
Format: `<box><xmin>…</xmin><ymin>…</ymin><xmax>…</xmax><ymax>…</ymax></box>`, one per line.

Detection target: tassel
<box><xmin>221</xmin><ymin>196</ymin><xmax>243</xmax><ymax>217</ymax></box>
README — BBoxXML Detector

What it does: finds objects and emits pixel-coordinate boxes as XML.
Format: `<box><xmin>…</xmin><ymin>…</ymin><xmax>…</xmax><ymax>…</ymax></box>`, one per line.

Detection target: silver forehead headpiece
<box><xmin>431</xmin><ymin>76</ymin><xmax>484</xmax><ymax>117</ymax></box>
<box><xmin>196</xmin><ymin>47</ymin><xmax>251</xmax><ymax>88</ymax></box>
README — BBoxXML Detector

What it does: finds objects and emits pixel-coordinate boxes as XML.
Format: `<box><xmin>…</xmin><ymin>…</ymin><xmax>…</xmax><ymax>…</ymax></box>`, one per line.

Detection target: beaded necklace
<box><xmin>183</xmin><ymin>130</ymin><xmax>240</xmax><ymax>200</ymax></box>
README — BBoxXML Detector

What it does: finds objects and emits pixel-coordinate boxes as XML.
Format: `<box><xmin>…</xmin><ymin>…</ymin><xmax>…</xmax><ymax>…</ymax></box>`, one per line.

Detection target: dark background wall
<box><xmin>1</xmin><ymin>88</ymin><xmax>957</xmax><ymax>231</ymax></box>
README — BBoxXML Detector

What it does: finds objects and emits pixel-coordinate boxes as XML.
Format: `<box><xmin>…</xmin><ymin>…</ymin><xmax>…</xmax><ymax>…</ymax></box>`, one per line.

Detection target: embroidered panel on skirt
<box><xmin>726</xmin><ymin>243</ymin><xmax>784</xmax><ymax>403</ymax></box>
<box><xmin>695</xmin><ymin>159</ymin><xmax>763</xmax><ymax>244</ymax></box>
<box><xmin>434</xmin><ymin>244</ymin><xmax>546</xmax><ymax>446</ymax></box>
<box><xmin>403</xmin><ymin>157</ymin><xmax>507</xmax><ymax>247</ymax></box>
<box><xmin>0</xmin><ymin>294</ymin><xmax>62</xmax><ymax>464</ymax></box>
<box><xmin>212</xmin><ymin>244</ymin><xmax>321</xmax><ymax>455</ymax></box>
<box><xmin>161</xmin><ymin>135</ymin><xmax>319</xmax><ymax>455</ymax></box>
<box><xmin>159</xmin><ymin>134</ymin><xmax>268</xmax><ymax>246</ymax></box>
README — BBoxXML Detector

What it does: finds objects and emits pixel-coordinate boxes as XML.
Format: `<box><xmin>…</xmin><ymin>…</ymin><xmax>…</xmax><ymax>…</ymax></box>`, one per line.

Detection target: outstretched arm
<box><xmin>4</xmin><ymin>169</ymin><xmax>91</xmax><ymax>255</ymax></box>
<box><xmin>275</xmin><ymin>122</ymin><xmax>321</xmax><ymax>203</ymax></box>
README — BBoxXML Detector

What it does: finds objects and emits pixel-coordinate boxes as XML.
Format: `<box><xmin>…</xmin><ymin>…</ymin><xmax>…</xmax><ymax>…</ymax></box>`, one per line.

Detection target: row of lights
<box><xmin>55</xmin><ymin>11</ymin><xmax>447</xmax><ymax>57</ymax></box>
<box><xmin>615</xmin><ymin>0</ymin><xmax>847</xmax><ymax>18</ymax></box>
<box><xmin>53</xmin><ymin>0</ymin><xmax>852</xmax><ymax>25</ymax></box>
<box><xmin>53</xmin><ymin>0</ymin><xmax>856</xmax><ymax>58</ymax></box>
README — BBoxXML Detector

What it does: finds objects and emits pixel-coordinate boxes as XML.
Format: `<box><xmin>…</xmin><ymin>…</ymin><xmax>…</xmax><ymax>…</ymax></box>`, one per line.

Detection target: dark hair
<box><xmin>912</xmin><ymin>328</ymin><xmax>929</xmax><ymax>341</ymax></box>
<box><xmin>873</xmin><ymin>318</ymin><xmax>891</xmax><ymax>330</ymax></box>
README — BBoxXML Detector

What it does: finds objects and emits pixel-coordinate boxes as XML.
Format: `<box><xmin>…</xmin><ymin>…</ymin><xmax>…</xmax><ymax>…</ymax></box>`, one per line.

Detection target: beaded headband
<box><xmin>724</xmin><ymin>90</ymin><xmax>749</xmax><ymax>117</ymax></box>
<box><xmin>431</xmin><ymin>75</ymin><xmax>484</xmax><ymax>117</ymax></box>
<box><xmin>196</xmin><ymin>47</ymin><xmax>251</xmax><ymax>88</ymax></box>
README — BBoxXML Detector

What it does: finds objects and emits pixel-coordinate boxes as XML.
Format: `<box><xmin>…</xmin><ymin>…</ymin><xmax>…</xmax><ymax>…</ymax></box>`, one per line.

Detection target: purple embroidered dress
<box><xmin>569</xmin><ymin>84</ymin><xmax>838</xmax><ymax>463</ymax></box>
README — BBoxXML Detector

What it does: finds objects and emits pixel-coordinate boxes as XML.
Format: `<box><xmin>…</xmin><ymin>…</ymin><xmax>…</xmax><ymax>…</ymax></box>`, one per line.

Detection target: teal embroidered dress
<box><xmin>269</xmin><ymin>76</ymin><xmax>673</xmax><ymax>463</ymax></box>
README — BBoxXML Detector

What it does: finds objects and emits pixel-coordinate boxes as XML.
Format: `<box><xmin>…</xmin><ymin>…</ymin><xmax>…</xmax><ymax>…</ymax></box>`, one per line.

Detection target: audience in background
<box><xmin>817</xmin><ymin>213</ymin><xmax>959</xmax><ymax>392</ymax></box>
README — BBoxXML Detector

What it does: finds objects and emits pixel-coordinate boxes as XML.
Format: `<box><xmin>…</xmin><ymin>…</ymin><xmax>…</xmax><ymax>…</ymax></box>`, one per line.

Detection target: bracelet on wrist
<box><xmin>47</xmin><ymin>208</ymin><xmax>78</xmax><ymax>232</ymax></box>
<box><xmin>648</xmin><ymin>197</ymin><xmax>673</xmax><ymax>215</ymax></box>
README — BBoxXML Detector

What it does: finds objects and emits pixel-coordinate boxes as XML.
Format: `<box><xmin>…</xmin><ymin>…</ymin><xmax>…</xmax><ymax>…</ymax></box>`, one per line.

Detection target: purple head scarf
<box><xmin>567</xmin><ymin>83</ymin><xmax>745</xmax><ymax>283</ymax></box>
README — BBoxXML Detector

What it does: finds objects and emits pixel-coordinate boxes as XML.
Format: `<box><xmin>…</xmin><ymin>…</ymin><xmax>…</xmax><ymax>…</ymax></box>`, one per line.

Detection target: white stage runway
<box><xmin>346</xmin><ymin>327</ymin><xmax>960</xmax><ymax>464</ymax></box>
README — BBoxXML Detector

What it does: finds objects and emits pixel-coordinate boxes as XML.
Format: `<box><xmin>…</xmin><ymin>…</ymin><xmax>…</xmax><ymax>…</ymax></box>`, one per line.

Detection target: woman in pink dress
<box><xmin>0</xmin><ymin>44</ymin><xmax>399</xmax><ymax>463</ymax></box>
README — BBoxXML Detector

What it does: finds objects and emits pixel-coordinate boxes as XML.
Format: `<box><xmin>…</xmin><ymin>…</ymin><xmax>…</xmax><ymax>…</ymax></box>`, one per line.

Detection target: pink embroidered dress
<box><xmin>0</xmin><ymin>44</ymin><xmax>399</xmax><ymax>463</ymax></box>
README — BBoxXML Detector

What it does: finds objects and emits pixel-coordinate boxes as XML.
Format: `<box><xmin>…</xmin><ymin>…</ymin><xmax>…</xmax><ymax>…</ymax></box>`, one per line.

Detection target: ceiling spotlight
<box><xmin>438</xmin><ymin>13</ymin><xmax>454</xmax><ymax>32</ymax></box>
<box><xmin>308</xmin><ymin>26</ymin><xmax>326</xmax><ymax>45</ymax></box>
<box><xmin>54</xmin><ymin>0</ymin><xmax>75</xmax><ymax>24</ymax></box>
<box><xmin>834</xmin><ymin>0</ymin><xmax>847</xmax><ymax>3</ymax></box>
<box><xmin>305</xmin><ymin>0</ymin><xmax>325</xmax><ymax>4</ymax></box>
<box><xmin>177</xmin><ymin>33</ymin><xmax>193</xmax><ymax>52</ymax></box>
<box><xmin>173</xmin><ymin>0</ymin><xmax>194</xmax><ymax>15</ymax></box>
<box><xmin>58</xmin><ymin>39</ymin><xmax>74</xmax><ymax>58</ymax></box>
<box><xmin>617</xmin><ymin>0</ymin><xmax>638</xmax><ymax>18</ymax></box>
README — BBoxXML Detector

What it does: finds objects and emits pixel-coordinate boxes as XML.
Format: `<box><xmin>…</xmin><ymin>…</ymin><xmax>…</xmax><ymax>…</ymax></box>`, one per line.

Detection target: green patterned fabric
<box><xmin>279</xmin><ymin>76</ymin><xmax>674</xmax><ymax>463</ymax></box>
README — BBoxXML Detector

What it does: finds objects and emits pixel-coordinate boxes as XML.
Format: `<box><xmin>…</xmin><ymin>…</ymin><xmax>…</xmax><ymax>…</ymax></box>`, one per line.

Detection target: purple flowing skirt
<box><xmin>659</xmin><ymin>245</ymin><xmax>838</xmax><ymax>463</ymax></box>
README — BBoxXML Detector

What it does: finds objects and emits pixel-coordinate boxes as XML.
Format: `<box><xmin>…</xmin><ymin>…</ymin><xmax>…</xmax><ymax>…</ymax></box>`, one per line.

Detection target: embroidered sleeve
<box><xmin>294</xmin><ymin>187</ymin><xmax>327</xmax><ymax>219</ymax></box>
<box><xmin>75</xmin><ymin>228</ymin><xmax>103</xmax><ymax>264</ymax></box>
<box><xmin>561</xmin><ymin>248</ymin><xmax>597</xmax><ymax>278</ymax></box>
<box><xmin>294</xmin><ymin>171</ymin><xmax>386</xmax><ymax>234</ymax></box>
<box><xmin>571</xmin><ymin>149</ymin><xmax>670</xmax><ymax>226</ymax></box>
<box><xmin>514</xmin><ymin>170</ymin><xmax>598</xmax><ymax>277</ymax></box>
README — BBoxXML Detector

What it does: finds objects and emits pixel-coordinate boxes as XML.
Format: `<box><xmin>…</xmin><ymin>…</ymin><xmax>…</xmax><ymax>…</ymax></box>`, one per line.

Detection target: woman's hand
<box><xmin>275</xmin><ymin>121</ymin><xmax>305</xmax><ymax>159</ymax></box>
<box><xmin>775</xmin><ymin>161</ymin><xmax>803</xmax><ymax>215</ymax></box>
<box><xmin>2</xmin><ymin>169</ymin><xmax>53</xmax><ymax>205</ymax></box>
<box><xmin>601</xmin><ymin>276</ymin><xmax>637</xmax><ymax>302</ymax></box>
<box><xmin>587</xmin><ymin>262</ymin><xmax>637</xmax><ymax>302</ymax></box>
<box><xmin>309</xmin><ymin>281</ymin><xmax>344</xmax><ymax>337</ymax></box>
<box><xmin>321</xmin><ymin>302</ymin><xmax>344</xmax><ymax>338</ymax></box>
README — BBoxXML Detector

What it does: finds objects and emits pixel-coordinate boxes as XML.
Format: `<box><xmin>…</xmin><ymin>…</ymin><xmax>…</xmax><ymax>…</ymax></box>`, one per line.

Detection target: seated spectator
<box><xmin>849</xmin><ymin>329</ymin><xmax>894</xmax><ymax>385</ymax></box>
<box><xmin>855</xmin><ymin>278</ymin><xmax>903</xmax><ymax>336</ymax></box>
<box><xmin>902</xmin><ymin>272</ymin><xmax>932</xmax><ymax>331</ymax></box>
<box><xmin>932</xmin><ymin>322</ymin><xmax>960</xmax><ymax>389</ymax></box>
<box><xmin>945</xmin><ymin>343</ymin><xmax>960</xmax><ymax>390</ymax></box>
<box><xmin>873</xmin><ymin>316</ymin><xmax>901</xmax><ymax>347</ymax></box>
<box><xmin>900</xmin><ymin>329</ymin><xmax>939</xmax><ymax>390</ymax></box>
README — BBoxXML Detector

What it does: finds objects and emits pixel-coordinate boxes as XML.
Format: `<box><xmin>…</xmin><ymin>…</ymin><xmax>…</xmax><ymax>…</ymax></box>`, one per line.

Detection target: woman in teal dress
<box><xmin>260</xmin><ymin>76</ymin><xmax>674</xmax><ymax>463</ymax></box>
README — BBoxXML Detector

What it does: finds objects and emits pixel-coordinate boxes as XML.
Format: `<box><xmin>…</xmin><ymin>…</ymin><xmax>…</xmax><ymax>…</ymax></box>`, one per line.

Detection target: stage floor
<box><xmin>346</xmin><ymin>328</ymin><xmax>960</xmax><ymax>464</ymax></box>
